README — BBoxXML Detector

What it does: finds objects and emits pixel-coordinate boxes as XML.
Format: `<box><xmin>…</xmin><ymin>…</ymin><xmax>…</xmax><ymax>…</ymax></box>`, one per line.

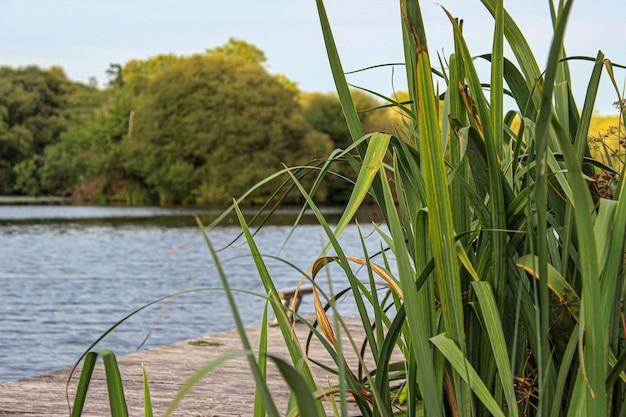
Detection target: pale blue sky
<box><xmin>1</xmin><ymin>0</ymin><xmax>624</xmax><ymax>114</ymax></box>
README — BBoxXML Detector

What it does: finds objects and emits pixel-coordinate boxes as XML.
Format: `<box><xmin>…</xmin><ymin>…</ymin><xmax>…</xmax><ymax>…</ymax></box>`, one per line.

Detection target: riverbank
<box><xmin>0</xmin><ymin>196</ymin><xmax>72</xmax><ymax>205</ymax></box>
<box><xmin>0</xmin><ymin>316</ymin><xmax>393</xmax><ymax>416</ymax></box>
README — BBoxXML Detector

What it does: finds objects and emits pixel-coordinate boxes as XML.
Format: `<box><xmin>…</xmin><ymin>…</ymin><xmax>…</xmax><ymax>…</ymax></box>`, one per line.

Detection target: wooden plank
<box><xmin>0</xmin><ymin>316</ymin><xmax>401</xmax><ymax>417</ymax></box>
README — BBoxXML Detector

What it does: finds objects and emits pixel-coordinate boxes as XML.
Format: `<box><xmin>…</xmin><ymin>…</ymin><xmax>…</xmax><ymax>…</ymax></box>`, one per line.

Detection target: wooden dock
<box><xmin>0</xmin><ymin>317</ymin><xmax>398</xmax><ymax>416</ymax></box>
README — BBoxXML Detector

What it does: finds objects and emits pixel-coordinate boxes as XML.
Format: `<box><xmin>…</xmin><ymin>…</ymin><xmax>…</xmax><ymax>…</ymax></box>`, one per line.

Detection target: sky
<box><xmin>1</xmin><ymin>0</ymin><xmax>625</xmax><ymax>115</ymax></box>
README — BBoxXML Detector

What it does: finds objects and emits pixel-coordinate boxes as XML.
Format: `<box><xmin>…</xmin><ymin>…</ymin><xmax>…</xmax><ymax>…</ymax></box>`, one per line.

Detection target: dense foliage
<box><xmin>68</xmin><ymin>0</ymin><xmax>626</xmax><ymax>416</ymax></box>
<box><xmin>0</xmin><ymin>66</ymin><xmax>101</xmax><ymax>195</ymax></box>
<box><xmin>125</xmin><ymin>54</ymin><xmax>332</xmax><ymax>204</ymax></box>
<box><xmin>0</xmin><ymin>38</ymin><xmax>398</xmax><ymax>205</ymax></box>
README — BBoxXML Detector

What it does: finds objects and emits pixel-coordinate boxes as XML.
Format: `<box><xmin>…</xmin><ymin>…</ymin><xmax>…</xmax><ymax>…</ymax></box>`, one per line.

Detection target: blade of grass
<box><xmin>472</xmin><ymin>281</ymin><xmax>519</xmax><ymax>417</ymax></box>
<box><xmin>194</xmin><ymin>215</ymin><xmax>281</xmax><ymax>417</ymax></box>
<box><xmin>329</xmin><ymin>133</ymin><xmax>390</xmax><ymax>247</ymax></box>
<box><xmin>405</xmin><ymin>5</ymin><xmax>469</xmax><ymax>414</ymax></box>
<box><xmin>70</xmin><ymin>351</ymin><xmax>98</xmax><ymax>417</ymax></box>
<box><xmin>268</xmin><ymin>355</ymin><xmax>319</xmax><ymax>417</ymax></box>
<box><xmin>141</xmin><ymin>364</ymin><xmax>153</xmax><ymax>417</ymax></box>
<box><xmin>531</xmin><ymin>2</ymin><xmax>575</xmax><ymax>413</ymax></box>
<box><xmin>253</xmin><ymin>301</ymin><xmax>270</xmax><ymax>417</ymax></box>
<box><xmin>550</xmin><ymin>114</ymin><xmax>604</xmax><ymax>414</ymax></box>
<box><xmin>98</xmin><ymin>349</ymin><xmax>128</xmax><ymax>417</ymax></box>
<box><xmin>163</xmin><ymin>350</ymin><xmax>251</xmax><ymax>417</ymax></box>
<box><xmin>430</xmin><ymin>333</ymin><xmax>506</xmax><ymax>417</ymax></box>
<box><xmin>378</xmin><ymin>165</ymin><xmax>443</xmax><ymax>417</ymax></box>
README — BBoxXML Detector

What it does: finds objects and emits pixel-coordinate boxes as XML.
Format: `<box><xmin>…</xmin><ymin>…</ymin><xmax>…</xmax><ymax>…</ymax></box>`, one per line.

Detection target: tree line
<box><xmin>0</xmin><ymin>38</ymin><xmax>400</xmax><ymax>205</ymax></box>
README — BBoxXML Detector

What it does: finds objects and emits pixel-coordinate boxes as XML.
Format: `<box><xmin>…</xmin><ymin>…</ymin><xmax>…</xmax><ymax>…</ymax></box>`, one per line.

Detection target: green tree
<box><xmin>0</xmin><ymin>66</ymin><xmax>100</xmax><ymax>195</ymax></box>
<box><xmin>40</xmin><ymin>108</ymin><xmax>114</xmax><ymax>196</ymax></box>
<box><xmin>124</xmin><ymin>53</ymin><xmax>331</xmax><ymax>204</ymax></box>
<box><xmin>205</xmin><ymin>37</ymin><xmax>266</xmax><ymax>65</ymax></box>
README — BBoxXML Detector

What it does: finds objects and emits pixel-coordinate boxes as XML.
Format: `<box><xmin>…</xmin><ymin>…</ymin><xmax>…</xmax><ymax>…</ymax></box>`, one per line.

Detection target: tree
<box><xmin>124</xmin><ymin>53</ymin><xmax>331</xmax><ymax>204</ymax></box>
<box><xmin>0</xmin><ymin>66</ymin><xmax>100</xmax><ymax>195</ymax></box>
<box><xmin>205</xmin><ymin>37</ymin><xmax>266</xmax><ymax>65</ymax></box>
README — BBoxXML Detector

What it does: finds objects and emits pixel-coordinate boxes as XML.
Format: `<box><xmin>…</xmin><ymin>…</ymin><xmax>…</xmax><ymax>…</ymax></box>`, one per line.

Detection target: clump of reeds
<box><xmin>69</xmin><ymin>1</ymin><xmax>626</xmax><ymax>416</ymax></box>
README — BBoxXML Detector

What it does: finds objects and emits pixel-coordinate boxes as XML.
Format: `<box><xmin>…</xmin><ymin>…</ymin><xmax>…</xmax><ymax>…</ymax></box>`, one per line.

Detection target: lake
<box><xmin>0</xmin><ymin>205</ymin><xmax>388</xmax><ymax>383</ymax></box>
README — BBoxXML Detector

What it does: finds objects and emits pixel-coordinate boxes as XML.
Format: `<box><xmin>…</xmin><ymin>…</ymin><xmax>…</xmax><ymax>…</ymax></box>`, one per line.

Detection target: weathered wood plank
<box><xmin>0</xmin><ymin>316</ymin><xmax>399</xmax><ymax>417</ymax></box>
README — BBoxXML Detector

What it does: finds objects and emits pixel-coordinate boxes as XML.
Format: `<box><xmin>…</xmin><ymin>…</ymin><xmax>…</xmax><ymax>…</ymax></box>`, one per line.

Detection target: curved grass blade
<box><xmin>141</xmin><ymin>364</ymin><xmax>153</xmax><ymax>417</ymax></box>
<box><xmin>430</xmin><ymin>333</ymin><xmax>506</xmax><ymax>417</ymax></box>
<box><xmin>163</xmin><ymin>350</ymin><xmax>250</xmax><ymax>417</ymax></box>
<box><xmin>472</xmin><ymin>281</ymin><xmax>519</xmax><ymax>417</ymax></box>
<box><xmin>550</xmin><ymin>116</ymin><xmax>605</xmax><ymax>416</ymax></box>
<box><xmin>99</xmin><ymin>350</ymin><xmax>128</xmax><ymax>417</ymax></box>
<box><xmin>312</xmin><ymin>256</ymin><xmax>402</xmax><ymax>300</ymax></box>
<box><xmin>71</xmin><ymin>350</ymin><xmax>128</xmax><ymax>417</ymax></box>
<box><xmin>328</xmin><ymin>132</ymin><xmax>390</xmax><ymax>249</ymax></box>
<box><xmin>195</xmin><ymin>215</ymin><xmax>281</xmax><ymax>417</ymax></box>
<box><xmin>253</xmin><ymin>301</ymin><xmax>270</xmax><ymax>417</ymax></box>
<box><xmin>231</xmin><ymin>201</ymin><xmax>324</xmax><ymax>416</ymax></box>
<box><xmin>268</xmin><ymin>355</ymin><xmax>319</xmax><ymax>417</ymax></box>
<box><xmin>70</xmin><ymin>351</ymin><xmax>98</xmax><ymax>417</ymax></box>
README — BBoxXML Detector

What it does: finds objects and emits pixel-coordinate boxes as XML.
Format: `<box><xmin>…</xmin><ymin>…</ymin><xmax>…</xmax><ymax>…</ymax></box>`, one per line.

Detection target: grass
<box><xmin>68</xmin><ymin>0</ymin><xmax>625</xmax><ymax>416</ymax></box>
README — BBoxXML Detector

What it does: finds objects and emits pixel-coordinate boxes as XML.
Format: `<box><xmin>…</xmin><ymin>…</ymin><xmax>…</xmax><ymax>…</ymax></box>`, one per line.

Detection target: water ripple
<box><xmin>0</xmin><ymin>206</ymin><xmax>388</xmax><ymax>382</ymax></box>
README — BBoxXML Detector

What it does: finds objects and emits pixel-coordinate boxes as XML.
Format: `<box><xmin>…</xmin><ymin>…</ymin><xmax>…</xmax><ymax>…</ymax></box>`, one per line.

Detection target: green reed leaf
<box><xmin>194</xmin><ymin>215</ymin><xmax>281</xmax><ymax>417</ymax></box>
<box><xmin>430</xmin><ymin>333</ymin><xmax>506</xmax><ymax>417</ymax></box>
<box><xmin>480</xmin><ymin>0</ymin><xmax>541</xmax><ymax>94</ymax></box>
<box><xmin>141</xmin><ymin>364</ymin><xmax>153</xmax><ymax>417</ymax></box>
<box><xmin>314</xmin><ymin>0</ymin><xmax>364</xmax><ymax>146</ymax></box>
<box><xmin>268</xmin><ymin>356</ymin><xmax>319</xmax><ymax>417</ymax></box>
<box><xmin>163</xmin><ymin>350</ymin><xmax>252</xmax><ymax>417</ymax></box>
<box><xmin>253</xmin><ymin>302</ymin><xmax>270</xmax><ymax>417</ymax></box>
<box><xmin>97</xmin><ymin>350</ymin><xmax>128</xmax><ymax>417</ymax></box>
<box><xmin>550</xmin><ymin>115</ymin><xmax>605</xmax><ymax>415</ymax></box>
<box><xmin>70</xmin><ymin>351</ymin><xmax>98</xmax><ymax>417</ymax></box>
<box><xmin>330</xmin><ymin>132</ymin><xmax>390</xmax><ymax>245</ymax></box>
<box><xmin>473</xmin><ymin>282</ymin><xmax>519</xmax><ymax>417</ymax></box>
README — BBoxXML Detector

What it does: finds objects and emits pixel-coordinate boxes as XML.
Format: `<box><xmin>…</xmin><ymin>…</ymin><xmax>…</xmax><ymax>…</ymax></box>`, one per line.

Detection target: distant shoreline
<box><xmin>0</xmin><ymin>196</ymin><xmax>72</xmax><ymax>205</ymax></box>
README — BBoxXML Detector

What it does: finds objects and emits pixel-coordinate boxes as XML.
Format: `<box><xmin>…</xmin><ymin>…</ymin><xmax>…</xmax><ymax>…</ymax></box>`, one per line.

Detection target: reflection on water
<box><xmin>0</xmin><ymin>205</ymin><xmax>388</xmax><ymax>383</ymax></box>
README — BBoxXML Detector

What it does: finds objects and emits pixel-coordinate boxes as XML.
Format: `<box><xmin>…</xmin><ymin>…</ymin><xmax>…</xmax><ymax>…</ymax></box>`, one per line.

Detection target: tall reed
<box><xmin>293</xmin><ymin>0</ymin><xmax>626</xmax><ymax>415</ymax></box>
<box><xmin>70</xmin><ymin>0</ymin><xmax>625</xmax><ymax>416</ymax></box>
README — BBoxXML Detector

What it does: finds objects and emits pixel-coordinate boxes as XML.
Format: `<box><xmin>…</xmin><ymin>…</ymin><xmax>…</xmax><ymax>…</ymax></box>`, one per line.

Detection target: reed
<box><xmin>70</xmin><ymin>1</ymin><xmax>625</xmax><ymax>416</ymax></box>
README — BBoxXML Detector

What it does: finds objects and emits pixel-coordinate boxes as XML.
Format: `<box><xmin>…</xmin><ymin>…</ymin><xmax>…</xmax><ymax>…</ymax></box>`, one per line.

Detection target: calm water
<box><xmin>0</xmin><ymin>205</ymin><xmax>386</xmax><ymax>383</ymax></box>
